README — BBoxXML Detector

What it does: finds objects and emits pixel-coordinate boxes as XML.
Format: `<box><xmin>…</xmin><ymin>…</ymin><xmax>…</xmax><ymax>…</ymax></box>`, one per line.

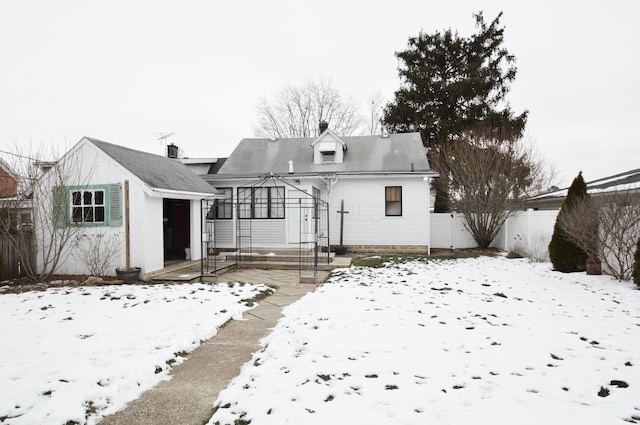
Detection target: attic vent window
<box><xmin>318</xmin><ymin>141</ymin><xmax>337</xmax><ymax>162</ymax></box>
<box><xmin>321</xmin><ymin>151</ymin><xmax>335</xmax><ymax>162</ymax></box>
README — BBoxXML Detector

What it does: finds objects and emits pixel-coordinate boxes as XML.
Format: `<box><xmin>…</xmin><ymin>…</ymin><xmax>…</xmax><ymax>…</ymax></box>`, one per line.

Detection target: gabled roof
<box><xmin>211</xmin><ymin>132</ymin><xmax>435</xmax><ymax>176</ymax></box>
<box><xmin>85</xmin><ymin>137</ymin><xmax>219</xmax><ymax>195</ymax></box>
<box><xmin>311</xmin><ymin>129</ymin><xmax>347</xmax><ymax>150</ymax></box>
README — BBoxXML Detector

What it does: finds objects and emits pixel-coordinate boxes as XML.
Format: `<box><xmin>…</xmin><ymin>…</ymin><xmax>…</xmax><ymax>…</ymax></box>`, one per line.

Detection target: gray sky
<box><xmin>1</xmin><ymin>0</ymin><xmax>638</xmax><ymax>187</ymax></box>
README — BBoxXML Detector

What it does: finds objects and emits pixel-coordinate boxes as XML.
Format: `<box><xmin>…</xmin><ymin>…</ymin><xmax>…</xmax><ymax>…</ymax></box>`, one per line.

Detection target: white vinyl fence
<box><xmin>431</xmin><ymin>210</ymin><xmax>559</xmax><ymax>259</ymax></box>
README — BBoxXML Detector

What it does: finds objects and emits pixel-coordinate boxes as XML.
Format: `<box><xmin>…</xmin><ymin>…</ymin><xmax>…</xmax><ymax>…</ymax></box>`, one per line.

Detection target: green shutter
<box><xmin>108</xmin><ymin>183</ymin><xmax>122</xmax><ymax>227</ymax></box>
<box><xmin>52</xmin><ymin>186</ymin><xmax>67</xmax><ymax>228</ymax></box>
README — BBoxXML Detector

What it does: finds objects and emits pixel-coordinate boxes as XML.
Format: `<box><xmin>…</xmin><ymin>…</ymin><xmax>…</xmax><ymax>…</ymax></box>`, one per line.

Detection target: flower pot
<box><xmin>116</xmin><ymin>267</ymin><xmax>141</xmax><ymax>283</ymax></box>
<box><xmin>586</xmin><ymin>256</ymin><xmax>601</xmax><ymax>275</ymax></box>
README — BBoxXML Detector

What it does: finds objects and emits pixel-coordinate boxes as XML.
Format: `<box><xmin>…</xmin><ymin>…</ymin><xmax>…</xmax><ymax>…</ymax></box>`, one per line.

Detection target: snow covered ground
<box><xmin>0</xmin><ymin>281</ymin><xmax>271</xmax><ymax>425</ymax></box>
<box><xmin>209</xmin><ymin>256</ymin><xmax>640</xmax><ymax>425</ymax></box>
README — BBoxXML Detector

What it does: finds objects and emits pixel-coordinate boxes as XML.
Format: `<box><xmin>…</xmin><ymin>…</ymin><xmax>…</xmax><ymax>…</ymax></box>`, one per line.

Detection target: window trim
<box><xmin>67</xmin><ymin>184</ymin><xmax>110</xmax><ymax>226</ymax></box>
<box><xmin>213</xmin><ymin>187</ymin><xmax>233</xmax><ymax>219</ymax></box>
<box><xmin>385</xmin><ymin>186</ymin><xmax>403</xmax><ymax>217</ymax></box>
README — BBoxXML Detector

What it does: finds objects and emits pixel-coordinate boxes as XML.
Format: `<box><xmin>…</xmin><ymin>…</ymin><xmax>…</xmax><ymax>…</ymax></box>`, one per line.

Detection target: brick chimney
<box><xmin>167</xmin><ymin>143</ymin><xmax>179</xmax><ymax>159</ymax></box>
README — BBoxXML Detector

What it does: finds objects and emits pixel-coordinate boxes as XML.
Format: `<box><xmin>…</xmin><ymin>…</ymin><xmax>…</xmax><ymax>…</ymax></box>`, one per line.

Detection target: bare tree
<box><xmin>431</xmin><ymin>127</ymin><xmax>548</xmax><ymax>248</ymax></box>
<box><xmin>559</xmin><ymin>191</ymin><xmax>640</xmax><ymax>281</ymax></box>
<box><xmin>366</xmin><ymin>91</ymin><xmax>385</xmax><ymax>135</ymax></box>
<box><xmin>254</xmin><ymin>79</ymin><xmax>362</xmax><ymax>138</ymax></box>
<box><xmin>0</xmin><ymin>144</ymin><xmax>93</xmax><ymax>282</ymax></box>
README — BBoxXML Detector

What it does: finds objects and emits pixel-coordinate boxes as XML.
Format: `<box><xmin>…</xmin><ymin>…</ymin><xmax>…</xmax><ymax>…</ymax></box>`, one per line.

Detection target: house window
<box><xmin>71</xmin><ymin>188</ymin><xmax>105</xmax><ymax>223</ymax></box>
<box><xmin>237</xmin><ymin>187</ymin><xmax>285</xmax><ymax>219</ymax></box>
<box><xmin>385</xmin><ymin>186</ymin><xmax>402</xmax><ymax>216</ymax></box>
<box><xmin>212</xmin><ymin>187</ymin><xmax>232</xmax><ymax>219</ymax></box>
<box><xmin>55</xmin><ymin>184</ymin><xmax>121</xmax><ymax>228</ymax></box>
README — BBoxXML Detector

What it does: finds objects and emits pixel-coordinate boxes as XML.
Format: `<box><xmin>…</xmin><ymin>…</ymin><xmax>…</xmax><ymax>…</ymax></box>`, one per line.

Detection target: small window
<box><xmin>321</xmin><ymin>151</ymin><xmax>335</xmax><ymax>162</ymax></box>
<box><xmin>212</xmin><ymin>188</ymin><xmax>233</xmax><ymax>219</ymax></box>
<box><xmin>71</xmin><ymin>189</ymin><xmax>106</xmax><ymax>223</ymax></box>
<box><xmin>385</xmin><ymin>186</ymin><xmax>402</xmax><ymax>216</ymax></box>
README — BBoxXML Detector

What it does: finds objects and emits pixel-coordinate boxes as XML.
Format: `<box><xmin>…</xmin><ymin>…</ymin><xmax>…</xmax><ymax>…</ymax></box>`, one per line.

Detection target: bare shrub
<box><xmin>559</xmin><ymin>191</ymin><xmax>640</xmax><ymax>281</ymax></box>
<box><xmin>509</xmin><ymin>232</ymin><xmax>550</xmax><ymax>263</ymax></box>
<box><xmin>72</xmin><ymin>232</ymin><xmax>122</xmax><ymax>277</ymax></box>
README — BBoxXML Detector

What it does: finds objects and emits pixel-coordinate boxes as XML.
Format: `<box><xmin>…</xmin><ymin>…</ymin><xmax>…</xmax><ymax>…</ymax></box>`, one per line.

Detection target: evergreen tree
<box><xmin>383</xmin><ymin>11</ymin><xmax>528</xmax><ymax>147</ymax></box>
<box><xmin>549</xmin><ymin>172</ymin><xmax>589</xmax><ymax>272</ymax></box>
<box><xmin>383</xmin><ymin>12</ymin><xmax>528</xmax><ymax>212</ymax></box>
<box><xmin>632</xmin><ymin>237</ymin><xmax>640</xmax><ymax>286</ymax></box>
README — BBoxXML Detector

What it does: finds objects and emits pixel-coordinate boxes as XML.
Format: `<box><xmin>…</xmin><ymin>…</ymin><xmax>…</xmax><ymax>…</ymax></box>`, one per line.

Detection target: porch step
<box><xmin>236</xmin><ymin>261</ymin><xmax>343</xmax><ymax>271</ymax></box>
<box><xmin>229</xmin><ymin>251</ymin><xmax>352</xmax><ymax>272</ymax></box>
<box><xmin>232</xmin><ymin>254</ymin><xmax>328</xmax><ymax>263</ymax></box>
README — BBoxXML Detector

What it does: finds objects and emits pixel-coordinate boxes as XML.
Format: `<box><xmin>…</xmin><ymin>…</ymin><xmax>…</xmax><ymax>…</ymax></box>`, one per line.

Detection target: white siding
<box><xmin>214</xmin><ymin>220</ymin><xmax>234</xmax><ymax>247</ymax></box>
<box><xmin>247</xmin><ymin>220</ymin><xmax>286</xmax><ymax>247</ymax></box>
<box><xmin>328</xmin><ymin>176</ymin><xmax>430</xmax><ymax>246</ymax></box>
<box><xmin>189</xmin><ymin>199</ymin><xmax>203</xmax><ymax>260</ymax></box>
<box><xmin>37</xmin><ymin>139</ymin><xmax>208</xmax><ymax>277</ymax></box>
<box><xmin>139</xmin><ymin>196</ymin><xmax>164</xmax><ymax>274</ymax></box>
<box><xmin>38</xmin><ymin>141</ymin><xmax>132</xmax><ymax>276</ymax></box>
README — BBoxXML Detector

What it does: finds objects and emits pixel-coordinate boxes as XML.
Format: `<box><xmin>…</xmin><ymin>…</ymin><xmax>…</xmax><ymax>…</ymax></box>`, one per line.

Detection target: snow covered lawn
<box><xmin>0</xmin><ymin>281</ymin><xmax>272</xmax><ymax>425</ymax></box>
<box><xmin>209</xmin><ymin>256</ymin><xmax>640</xmax><ymax>425</ymax></box>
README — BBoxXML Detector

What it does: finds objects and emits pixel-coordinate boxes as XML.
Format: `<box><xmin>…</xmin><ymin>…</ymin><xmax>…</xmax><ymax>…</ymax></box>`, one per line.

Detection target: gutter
<box><xmin>205</xmin><ymin>170</ymin><xmax>440</xmax><ymax>180</ymax></box>
<box><xmin>146</xmin><ymin>187</ymin><xmax>224</xmax><ymax>200</ymax></box>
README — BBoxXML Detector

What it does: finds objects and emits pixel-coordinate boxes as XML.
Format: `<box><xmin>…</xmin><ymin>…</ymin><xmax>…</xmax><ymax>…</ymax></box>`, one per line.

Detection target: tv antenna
<box><xmin>156</xmin><ymin>132</ymin><xmax>175</xmax><ymax>147</ymax></box>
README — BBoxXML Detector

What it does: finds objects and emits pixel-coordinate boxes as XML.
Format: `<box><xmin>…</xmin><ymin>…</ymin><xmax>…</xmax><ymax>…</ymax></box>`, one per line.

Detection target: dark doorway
<box><xmin>163</xmin><ymin>199</ymin><xmax>191</xmax><ymax>262</ymax></box>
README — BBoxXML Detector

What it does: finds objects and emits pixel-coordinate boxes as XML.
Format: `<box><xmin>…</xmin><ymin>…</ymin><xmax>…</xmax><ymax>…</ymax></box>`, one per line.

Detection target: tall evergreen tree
<box><xmin>549</xmin><ymin>172</ymin><xmax>589</xmax><ymax>272</ymax></box>
<box><xmin>383</xmin><ymin>12</ymin><xmax>528</xmax><ymax>212</ymax></box>
<box><xmin>383</xmin><ymin>11</ymin><xmax>528</xmax><ymax>147</ymax></box>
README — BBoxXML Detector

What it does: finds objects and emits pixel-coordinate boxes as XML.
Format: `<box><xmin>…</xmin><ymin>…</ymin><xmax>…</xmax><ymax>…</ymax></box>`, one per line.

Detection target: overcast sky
<box><xmin>1</xmin><ymin>0</ymin><xmax>638</xmax><ymax>187</ymax></box>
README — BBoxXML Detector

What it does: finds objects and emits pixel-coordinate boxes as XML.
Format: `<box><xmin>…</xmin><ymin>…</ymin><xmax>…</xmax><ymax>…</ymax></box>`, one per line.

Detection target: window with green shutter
<box><xmin>55</xmin><ymin>184</ymin><xmax>122</xmax><ymax>227</ymax></box>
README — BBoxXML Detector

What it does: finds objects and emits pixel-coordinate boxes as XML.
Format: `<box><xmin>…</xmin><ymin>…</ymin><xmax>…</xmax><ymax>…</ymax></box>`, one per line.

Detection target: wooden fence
<box><xmin>0</xmin><ymin>232</ymin><xmax>32</xmax><ymax>280</ymax></box>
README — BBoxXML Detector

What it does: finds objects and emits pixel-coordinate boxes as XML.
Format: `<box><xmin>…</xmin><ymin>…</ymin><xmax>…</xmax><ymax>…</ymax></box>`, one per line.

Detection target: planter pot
<box><xmin>586</xmin><ymin>256</ymin><xmax>602</xmax><ymax>275</ymax></box>
<box><xmin>116</xmin><ymin>267</ymin><xmax>141</xmax><ymax>283</ymax></box>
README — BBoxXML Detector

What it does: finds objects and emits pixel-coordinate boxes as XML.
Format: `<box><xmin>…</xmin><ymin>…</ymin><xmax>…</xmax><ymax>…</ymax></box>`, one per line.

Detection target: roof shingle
<box><xmin>86</xmin><ymin>138</ymin><xmax>218</xmax><ymax>194</ymax></box>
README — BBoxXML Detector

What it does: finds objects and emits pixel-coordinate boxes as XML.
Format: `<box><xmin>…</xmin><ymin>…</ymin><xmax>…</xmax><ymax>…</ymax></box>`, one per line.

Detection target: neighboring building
<box><xmin>0</xmin><ymin>158</ymin><xmax>19</xmax><ymax>198</ymax></box>
<box><xmin>201</xmin><ymin>126</ymin><xmax>438</xmax><ymax>255</ymax></box>
<box><xmin>526</xmin><ymin>168</ymin><xmax>640</xmax><ymax>210</ymax></box>
<box><xmin>37</xmin><ymin>137</ymin><xmax>221</xmax><ymax>277</ymax></box>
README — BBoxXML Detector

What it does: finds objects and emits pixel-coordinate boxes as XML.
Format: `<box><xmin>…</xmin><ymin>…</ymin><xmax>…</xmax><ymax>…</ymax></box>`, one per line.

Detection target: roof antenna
<box><xmin>156</xmin><ymin>132</ymin><xmax>175</xmax><ymax>147</ymax></box>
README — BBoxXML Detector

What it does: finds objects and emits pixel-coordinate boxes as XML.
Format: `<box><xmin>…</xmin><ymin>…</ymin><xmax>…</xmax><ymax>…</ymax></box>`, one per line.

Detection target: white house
<box><xmin>201</xmin><ymin>127</ymin><xmax>438</xmax><ymax>255</ymax></box>
<box><xmin>38</xmin><ymin>137</ymin><xmax>220</xmax><ymax>277</ymax></box>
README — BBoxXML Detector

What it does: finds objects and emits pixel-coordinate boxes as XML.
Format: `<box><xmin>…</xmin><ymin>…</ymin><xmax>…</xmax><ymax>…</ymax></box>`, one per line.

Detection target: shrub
<box><xmin>548</xmin><ymin>172</ymin><xmax>588</xmax><ymax>272</ymax></box>
<box><xmin>633</xmin><ymin>238</ymin><xmax>640</xmax><ymax>287</ymax></box>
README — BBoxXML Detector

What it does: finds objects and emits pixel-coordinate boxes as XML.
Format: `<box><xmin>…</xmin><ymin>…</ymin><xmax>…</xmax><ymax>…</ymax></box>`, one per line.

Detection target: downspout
<box><xmin>321</xmin><ymin>174</ymin><xmax>338</xmax><ymax>194</ymax></box>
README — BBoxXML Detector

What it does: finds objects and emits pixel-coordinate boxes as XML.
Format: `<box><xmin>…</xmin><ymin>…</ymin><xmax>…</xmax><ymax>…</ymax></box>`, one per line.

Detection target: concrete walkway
<box><xmin>99</xmin><ymin>269</ymin><xmax>327</xmax><ymax>425</ymax></box>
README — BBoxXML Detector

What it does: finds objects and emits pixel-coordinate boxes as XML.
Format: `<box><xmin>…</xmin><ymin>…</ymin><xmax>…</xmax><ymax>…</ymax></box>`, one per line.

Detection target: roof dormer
<box><xmin>311</xmin><ymin>128</ymin><xmax>347</xmax><ymax>165</ymax></box>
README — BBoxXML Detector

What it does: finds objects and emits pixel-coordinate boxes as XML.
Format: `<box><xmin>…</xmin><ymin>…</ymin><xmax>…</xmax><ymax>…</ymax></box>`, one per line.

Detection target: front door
<box><xmin>287</xmin><ymin>189</ymin><xmax>314</xmax><ymax>244</ymax></box>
